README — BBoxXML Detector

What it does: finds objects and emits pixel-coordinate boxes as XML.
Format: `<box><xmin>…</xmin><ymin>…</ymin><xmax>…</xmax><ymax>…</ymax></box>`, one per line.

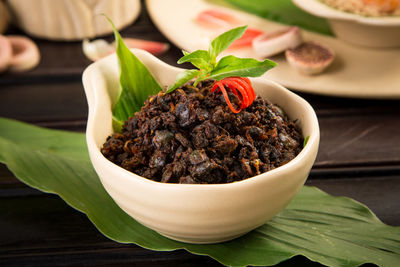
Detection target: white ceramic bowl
<box><xmin>292</xmin><ymin>0</ymin><xmax>400</xmax><ymax>48</ymax></box>
<box><xmin>82</xmin><ymin>49</ymin><xmax>320</xmax><ymax>244</ymax></box>
<box><xmin>6</xmin><ymin>0</ymin><xmax>140</xmax><ymax>40</ymax></box>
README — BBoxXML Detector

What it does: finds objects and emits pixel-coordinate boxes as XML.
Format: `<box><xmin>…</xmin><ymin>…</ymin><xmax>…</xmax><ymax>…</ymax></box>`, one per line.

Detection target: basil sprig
<box><xmin>166</xmin><ymin>26</ymin><xmax>277</xmax><ymax>93</ymax></box>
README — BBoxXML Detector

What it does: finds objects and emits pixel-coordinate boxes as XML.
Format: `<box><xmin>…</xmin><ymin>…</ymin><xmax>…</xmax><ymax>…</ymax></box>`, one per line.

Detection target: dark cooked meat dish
<box><xmin>101</xmin><ymin>80</ymin><xmax>303</xmax><ymax>184</ymax></box>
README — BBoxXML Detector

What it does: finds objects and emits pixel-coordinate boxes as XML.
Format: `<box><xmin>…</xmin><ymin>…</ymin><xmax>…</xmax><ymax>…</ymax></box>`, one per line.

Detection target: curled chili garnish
<box><xmin>167</xmin><ymin>26</ymin><xmax>277</xmax><ymax>111</ymax></box>
<box><xmin>211</xmin><ymin>77</ymin><xmax>256</xmax><ymax>113</ymax></box>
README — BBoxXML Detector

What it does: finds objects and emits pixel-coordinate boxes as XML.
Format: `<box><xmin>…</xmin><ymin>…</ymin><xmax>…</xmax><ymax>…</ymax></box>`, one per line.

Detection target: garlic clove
<box><xmin>83</xmin><ymin>39</ymin><xmax>114</xmax><ymax>62</ymax></box>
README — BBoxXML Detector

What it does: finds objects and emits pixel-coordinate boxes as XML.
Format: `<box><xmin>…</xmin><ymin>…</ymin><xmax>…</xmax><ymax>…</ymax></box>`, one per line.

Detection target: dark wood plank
<box><xmin>0</xmin><ymin>193</ymin><xmax>221</xmax><ymax>266</ymax></box>
<box><xmin>297</xmin><ymin>92</ymin><xmax>400</xmax><ymax>117</ymax></box>
<box><xmin>315</xmin><ymin>112</ymin><xmax>400</xmax><ymax>167</ymax></box>
<box><xmin>0</xmin><ymin>80</ymin><xmax>87</xmax><ymax>123</ymax></box>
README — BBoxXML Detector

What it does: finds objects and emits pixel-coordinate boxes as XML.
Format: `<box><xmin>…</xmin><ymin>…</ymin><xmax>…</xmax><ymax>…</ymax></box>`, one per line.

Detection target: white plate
<box><xmin>146</xmin><ymin>0</ymin><xmax>400</xmax><ymax>99</ymax></box>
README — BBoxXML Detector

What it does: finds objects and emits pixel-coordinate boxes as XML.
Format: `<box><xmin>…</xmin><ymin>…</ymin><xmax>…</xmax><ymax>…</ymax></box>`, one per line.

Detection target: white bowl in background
<box><xmin>292</xmin><ymin>0</ymin><xmax>400</xmax><ymax>48</ymax></box>
<box><xmin>82</xmin><ymin>49</ymin><xmax>320</xmax><ymax>244</ymax></box>
<box><xmin>6</xmin><ymin>0</ymin><xmax>140</xmax><ymax>40</ymax></box>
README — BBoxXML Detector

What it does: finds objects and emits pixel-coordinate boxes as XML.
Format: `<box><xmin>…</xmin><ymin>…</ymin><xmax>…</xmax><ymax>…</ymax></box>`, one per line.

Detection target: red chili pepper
<box><xmin>229</xmin><ymin>28</ymin><xmax>263</xmax><ymax>49</ymax></box>
<box><xmin>211</xmin><ymin>77</ymin><xmax>256</xmax><ymax>113</ymax></box>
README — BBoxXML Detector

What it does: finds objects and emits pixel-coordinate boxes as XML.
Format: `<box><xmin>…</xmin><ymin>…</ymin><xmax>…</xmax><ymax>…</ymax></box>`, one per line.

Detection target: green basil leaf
<box><xmin>206</xmin><ymin>55</ymin><xmax>277</xmax><ymax>81</ymax></box>
<box><xmin>303</xmin><ymin>135</ymin><xmax>310</xmax><ymax>147</ymax></box>
<box><xmin>107</xmin><ymin>17</ymin><xmax>162</xmax><ymax>131</ymax></box>
<box><xmin>177</xmin><ymin>50</ymin><xmax>212</xmax><ymax>71</ymax></box>
<box><xmin>166</xmin><ymin>69</ymin><xmax>200</xmax><ymax>94</ymax></box>
<box><xmin>209</xmin><ymin>25</ymin><xmax>247</xmax><ymax>64</ymax></box>
<box><xmin>225</xmin><ymin>0</ymin><xmax>334</xmax><ymax>36</ymax></box>
<box><xmin>1</xmin><ymin>117</ymin><xmax>399</xmax><ymax>267</ymax></box>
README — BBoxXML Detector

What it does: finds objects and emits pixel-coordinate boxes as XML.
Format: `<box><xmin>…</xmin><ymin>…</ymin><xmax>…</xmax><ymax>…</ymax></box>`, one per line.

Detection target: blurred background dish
<box><xmin>146</xmin><ymin>0</ymin><xmax>400</xmax><ymax>99</ymax></box>
<box><xmin>5</xmin><ymin>0</ymin><xmax>141</xmax><ymax>40</ymax></box>
<box><xmin>292</xmin><ymin>0</ymin><xmax>400</xmax><ymax>48</ymax></box>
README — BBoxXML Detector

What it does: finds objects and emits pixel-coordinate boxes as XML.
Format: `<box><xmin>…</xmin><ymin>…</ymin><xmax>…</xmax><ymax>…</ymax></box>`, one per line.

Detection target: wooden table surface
<box><xmin>1</xmin><ymin>3</ymin><xmax>399</xmax><ymax>267</ymax></box>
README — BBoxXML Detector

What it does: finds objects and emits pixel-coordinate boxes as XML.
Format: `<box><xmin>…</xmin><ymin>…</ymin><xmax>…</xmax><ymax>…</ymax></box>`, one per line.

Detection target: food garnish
<box><xmin>211</xmin><ymin>77</ymin><xmax>255</xmax><ymax>113</ymax></box>
<box><xmin>196</xmin><ymin>9</ymin><xmax>240</xmax><ymax>29</ymax></box>
<box><xmin>252</xmin><ymin>27</ymin><xmax>303</xmax><ymax>58</ymax></box>
<box><xmin>196</xmin><ymin>9</ymin><xmax>263</xmax><ymax>48</ymax></box>
<box><xmin>167</xmin><ymin>25</ymin><xmax>277</xmax><ymax>113</ymax></box>
<box><xmin>285</xmin><ymin>41</ymin><xmax>335</xmax><ymax>75</ymax></box>
<box><xmin>105</xmin><ymin>15</ymin><xmax>163</xmax><ymax>131</ymax></box>
<box><xmin>194</xmin><ymin>9</ymin><xmax>336</xmax><ymax>76</ymax></box>
<box><xmin>83</xmin><ymin>39</ymin><xmax>114</xmax><ymax>61</ymax></box>
<box><xmin>121</xmin><ymin>38</ymin><xmax>169</xmax><ymax>55</ymax></box>
<box><xmin>83</xmin><ymin>38</ymin><xmax>169</xmax><ymax>61</ymax></box>
<box><xmin>230</xmin><ymin>28</ymin><xmax>263</xmax><ymax>48</ymax></box>
<box><xmin>303</xmin><ymin>135</ymin><xmax>310</xmax><ymax>147</ymax></box>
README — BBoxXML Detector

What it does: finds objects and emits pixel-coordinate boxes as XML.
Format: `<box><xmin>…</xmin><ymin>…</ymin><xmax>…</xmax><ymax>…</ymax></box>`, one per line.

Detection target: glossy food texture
<box><xmin>101</xmin><ymin>81</ymin><xmax>303</xmax><ymax>184</ymax></box>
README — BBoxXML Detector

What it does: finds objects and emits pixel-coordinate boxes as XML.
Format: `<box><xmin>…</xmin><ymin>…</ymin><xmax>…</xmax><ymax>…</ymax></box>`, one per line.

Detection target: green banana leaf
<box><xmin>223</xmin><ymin>0</ymin><xmax>334</xmax><ymax>36</ymax></box>
<box><xmin>0</xmin><ymin>117</ymin><xmax>399</xmax><ymax>267</ymax></box>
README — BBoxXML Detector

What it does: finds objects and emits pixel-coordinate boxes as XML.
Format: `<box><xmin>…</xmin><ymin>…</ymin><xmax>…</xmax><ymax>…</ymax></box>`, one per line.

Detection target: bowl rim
<box><xmin>292</xmin><ymin>0</ymin><xmax>400</xmax><ymax>26</ymax></box>
<box><xmin>83</xmin><ymin>49</ymin><xmax>320</xmax><ymax>190</ymax></box>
